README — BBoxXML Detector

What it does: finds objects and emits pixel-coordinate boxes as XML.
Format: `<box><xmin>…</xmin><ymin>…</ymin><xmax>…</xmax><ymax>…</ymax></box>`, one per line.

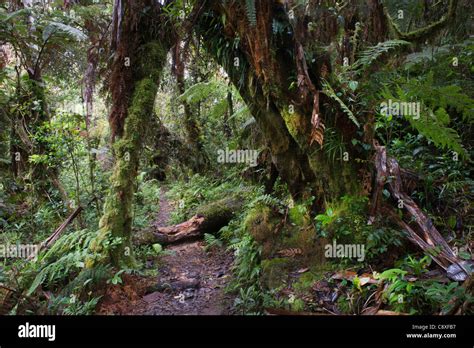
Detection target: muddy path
<box><xmin>98</xmin><ymin>187</ymin><xmax>235</xmax><ymax>315</ymax></box>
<box><xmin>137</xmin><ymin>240</ymin><xmax>234</xmax><ymax>315</ymax></box>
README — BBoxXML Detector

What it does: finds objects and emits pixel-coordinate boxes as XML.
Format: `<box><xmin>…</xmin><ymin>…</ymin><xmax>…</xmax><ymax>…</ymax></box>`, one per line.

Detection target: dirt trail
<box><xmin>135</xmin><ymin>188</ymin><xmax>235</xmax><ymax>315</ymax></box>
<box><xmin>98</xmin><ymin>188</ymin><xmax>235</xmax><ymax>315</ymax></box>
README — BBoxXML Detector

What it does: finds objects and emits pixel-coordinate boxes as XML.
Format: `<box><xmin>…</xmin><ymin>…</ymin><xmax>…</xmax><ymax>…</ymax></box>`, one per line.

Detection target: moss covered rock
<box><xmin>244</xmin><ymin>204</ymin><xmax>281</xmax><ymax>257</ymax></box>
<box><xmin>261</xmin><ymin>257</ymin><xmax>293</xmax><ymax>289</ymax></box>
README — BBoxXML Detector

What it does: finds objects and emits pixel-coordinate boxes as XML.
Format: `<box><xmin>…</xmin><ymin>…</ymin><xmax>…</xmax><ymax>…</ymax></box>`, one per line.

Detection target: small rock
<box><xmin>183</xmin><ymin>289</ymin><xmax>195</xmax><ymax>299</ymax></box>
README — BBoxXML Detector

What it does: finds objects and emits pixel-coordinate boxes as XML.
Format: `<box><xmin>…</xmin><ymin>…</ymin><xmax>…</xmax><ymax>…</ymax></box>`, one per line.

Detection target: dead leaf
<box><xmin>331</xmin><ymin>270</ymin><xmax>357</xmax><ymax>281</ymax></box>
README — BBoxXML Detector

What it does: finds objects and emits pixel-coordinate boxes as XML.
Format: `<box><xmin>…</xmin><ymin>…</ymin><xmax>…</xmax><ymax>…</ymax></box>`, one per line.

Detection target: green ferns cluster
<box><xmin>379</xmin><ymin>72</ymin><xmax>472</xmax><ymax>157</ymax></box>
<box><xmin>25</xmin><ymin>229</ymin><xmax>98</xmax><ymax>296</ymax></box>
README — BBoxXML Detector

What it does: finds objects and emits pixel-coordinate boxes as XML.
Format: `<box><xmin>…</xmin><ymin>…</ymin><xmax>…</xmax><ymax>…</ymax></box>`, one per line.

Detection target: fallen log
<box><xmin>134</xmin><ymin>196</ymin><xmax>242</xmax><ymax>245</ymax></box>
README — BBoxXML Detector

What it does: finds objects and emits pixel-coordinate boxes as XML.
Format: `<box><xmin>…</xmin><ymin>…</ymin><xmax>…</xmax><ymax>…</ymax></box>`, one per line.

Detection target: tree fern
<box><xmin>207</xmin><ymin>98</ymin><xmax>228</xmax><ymax>120</ymax></box>
<box><xmin>352</xmin><ymin>40</ymin><xmax>411</xmax><ymax>71</ymax></box>
<box><xmin>321</xmin><ymin>80</ymin><xmax>360</xmax><ymax>128</ymax></box>
<box><xmin>43</xmin><ymin>21</ymin><xmax>87</xmax><ymax>42</ymax></box>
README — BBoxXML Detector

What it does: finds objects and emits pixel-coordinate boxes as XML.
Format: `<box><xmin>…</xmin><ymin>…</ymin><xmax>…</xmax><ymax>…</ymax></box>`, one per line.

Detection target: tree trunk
<box><xmin>172</xmin><ymin>43</ymin><xmax>209</xmax><ymax>172</ymax></box>
<box><xmin>90</xmin><ymin>0</ymin><xmax>173</xmax><ymax>267</ymax></box>
<box><xmin>196</xmin><ymin>1</ymin><xmax>368</xmax><ymax>204</ymax></box>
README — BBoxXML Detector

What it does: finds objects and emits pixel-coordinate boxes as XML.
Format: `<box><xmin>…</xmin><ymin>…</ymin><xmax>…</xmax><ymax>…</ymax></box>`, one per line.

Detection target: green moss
<box><xmin>288</xmin><ymin>204</ymin><xmax>309</xmax><ymax>226</ymax></box>
<box><xmin>244</xmin><ymin>205</ymin><xmax>275</xmax><ymax>242</ymax></box>
<box><xmin>290</xmin><ymin>298</ymin><xmax>306</xmax><ymax>312</ymax></box>
<box><xmin>292</xmin><ymin>263</ymin><xmax>337</xmax><ymax>292</ymax></box>
<box><xmin>243</xmin><ymin>204</ymin><xmax>281</xmax><ymax>258</ymax></box>
<box><xmin>92</xmin><ymin>41</ymin><xmax>168</xmax><ymax>267</ymax></box>
<box><xmin>195</xmin><ymin>195</ymin><xmax>242</xmax><ymax>232</ymax></box>
<box><xmin>261</xmin><ymin>257</ymin><xmax>293</xmax><ymax>289</ymax></box>
<box><xmin>280</xmin><ymin>108</ymin><xmax>309</xmax><ymax>151</ymax></box>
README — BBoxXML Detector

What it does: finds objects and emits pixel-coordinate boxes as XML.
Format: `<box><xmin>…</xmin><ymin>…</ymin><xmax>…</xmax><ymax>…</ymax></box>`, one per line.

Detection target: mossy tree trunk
<box><xmin>195</xmin><ymin>0</ymin><xmax>444</xmax><ymax>207</ymax></box>
<box><xmin>91</xmin><ymin>0</ymin><xmax>173</xmax><ymax>267</ymax></box>
<box><xmin>10</xmin><ymin>71</ymin><xmax>60</xmax><ymax>196</ymax></box>
<box><xmin>196</xmin><ymin>1</ymin><xmax>368</xmax><ymax>206</ymax></box>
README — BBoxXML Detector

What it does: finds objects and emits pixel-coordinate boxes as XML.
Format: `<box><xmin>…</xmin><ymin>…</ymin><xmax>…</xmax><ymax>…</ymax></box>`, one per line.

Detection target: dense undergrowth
<box><xmin>0</xmin><ymin>0</ymin><xmax>473</xmax><ymax>317</ymax></box>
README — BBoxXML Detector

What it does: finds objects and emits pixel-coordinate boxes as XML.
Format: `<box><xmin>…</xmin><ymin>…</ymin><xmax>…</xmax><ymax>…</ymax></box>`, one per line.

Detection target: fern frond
<box><xmin>60</xmin><ymin>265</ymin><xmax>112</xmax><ymax>296</ymax></box>
<box><xmin>245</xmin><ymin>0</ymin><xmax>257</xmax><ymax>27</ymax></box>
<box><xmin>207</xmin><ymin>98</ymin><xmax>228</xmax><ymax>119</ymax></box>
<box><xmin>204</xmin><ymin>233</ymin><xmax>223</xmax><ymax>251</ymax></box>
<box><xmin>379</xmin><ymin>86</ymin><xmax>467</xmax><ymax>157</ymax></box>
<box><xmin>408</xmin><ymin>109</ymin><xmax>465</xmax><ymax>156</ymax></box>
<box><xmin>43</xmin><ymin>22</ymin><xmax>87</xmax><ymax>42</ymax></box>
<box><xmin>179</xmin><ymin>81</ymin><xmax>220</xmax><ymax>104</ymax></box>
<box><xmin>321</xmin><ymin>80</ymin><xmax>360</xmax><ymax>128</ymax></box>
<box><xmin>249</xmin><ymin>193</ymin><xmax>283</xmax><ymax>209</ymax></box>
<box><xmin>352</xmin><ymin>40</ymin><xmax>411</xmax><ymax>71</ymax></box>
<box><xmin>26</xmin><ymin>229</ymin><xmax>97</xmax><ymax>296</ymax></box>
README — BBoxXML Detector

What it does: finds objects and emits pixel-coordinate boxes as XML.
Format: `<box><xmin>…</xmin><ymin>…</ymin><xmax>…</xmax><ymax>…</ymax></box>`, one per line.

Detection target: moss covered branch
<box><xmin>383</xmin><ymin>0</ymin><xmax>458</xmax><ymax>42</ymax></box>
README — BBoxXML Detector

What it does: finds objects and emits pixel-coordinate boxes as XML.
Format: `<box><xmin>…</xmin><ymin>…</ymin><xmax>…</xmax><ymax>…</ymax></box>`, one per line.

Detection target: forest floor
<box><xmin>98</xmin><ymin>188</ymin><xmax>235</xmax><ymax>315</ymax></box>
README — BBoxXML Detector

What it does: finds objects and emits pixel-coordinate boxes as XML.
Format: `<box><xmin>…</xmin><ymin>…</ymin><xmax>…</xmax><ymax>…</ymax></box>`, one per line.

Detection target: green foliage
<box><xmin>374</xmin><ymin>256</ymin><xmax>472</xmax><ymax>314</ymax></box>
<box><xmin>47</xmin><ymin>293</ymin><xmax>102</xmax><ymax>315</ymax></box>
<box><xmin>378</xmin><ymin>73</ymin><xmax>470</xmax><ymax>157</ymax></box>
<box><xmin>425</xmin><ymin>282</ymin><xmax>472</xmax><ymax>314</ymax></box>
<box><xmin>316</xmin><ymin>195</ymin><xmax>404</xmax><ymax>263</ymax></box>
<box><xmin>59</xmin><ymin>264</ymin><xmax>112</xmax><ymax>297</ymax></box>
<box><xmin>107</xmin><ymin>269</ymin><xmax>125</xmax><ymax>285</ymax></box>
<box><xmin>323</xmin><ymin>128</ymin><xmax>347</xmax><ymax>162</ymax></box>
<box><xmin>203</xmin><ymin>233</ymin><xmax>223</xmax><ymax>251</ymax></box>
<box><xmin>352</xmin><ymin>40</ymin><xmax>411</xmax><ymax>71</ymax></box>
<box><xmin>402</xmin><ymin>255</ymin><xmax>431</xmax><ymax>277</ymax></box>
<box><xmin>167</xmin><ymin>173</ymin><xmax>247</xmax><ymax>223</ymax></box>
<box><xmin>42</xmin><ymin>21</ymin><xmax>87</xmax><ymax>42</ymax></box>
<box><xmin>288</xmin><ymin>204</ymin><xmax>308</xmax><ymax>226</ymax></box>
<box><xmin>229</xmin><ymin>234</ymin><xmax>263</xmax><ymax>313</ymax></box>
<box><xmin>322</xmin><ymin>80</ymin><xmax>360</xmax><ymax>128</ymax></box>
<box><xmin>25</xmin><ymin>229</ymin><xmax>96</xmax><ymax>296</ymax></box>
<box><xmin>23</xmin><ymin>228</ymin><xmax>120</xmax><ymax>298</ymax></box>
<box><xmin>133</xmin><ymin>176</ymin><xmax>161</xmax><ymax>230</ymax></box>
<box><xmin>179</xmin><ymin>81</ymin><xmax>222</xmax><ymax>105</ymax></box>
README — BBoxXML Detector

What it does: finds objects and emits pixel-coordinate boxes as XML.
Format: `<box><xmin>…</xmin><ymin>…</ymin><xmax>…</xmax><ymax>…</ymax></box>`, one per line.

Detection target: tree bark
<box><xmin>91</xmin><ymin>0</ymin><xmax>174</xmax><ymax>267</ymax></box>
